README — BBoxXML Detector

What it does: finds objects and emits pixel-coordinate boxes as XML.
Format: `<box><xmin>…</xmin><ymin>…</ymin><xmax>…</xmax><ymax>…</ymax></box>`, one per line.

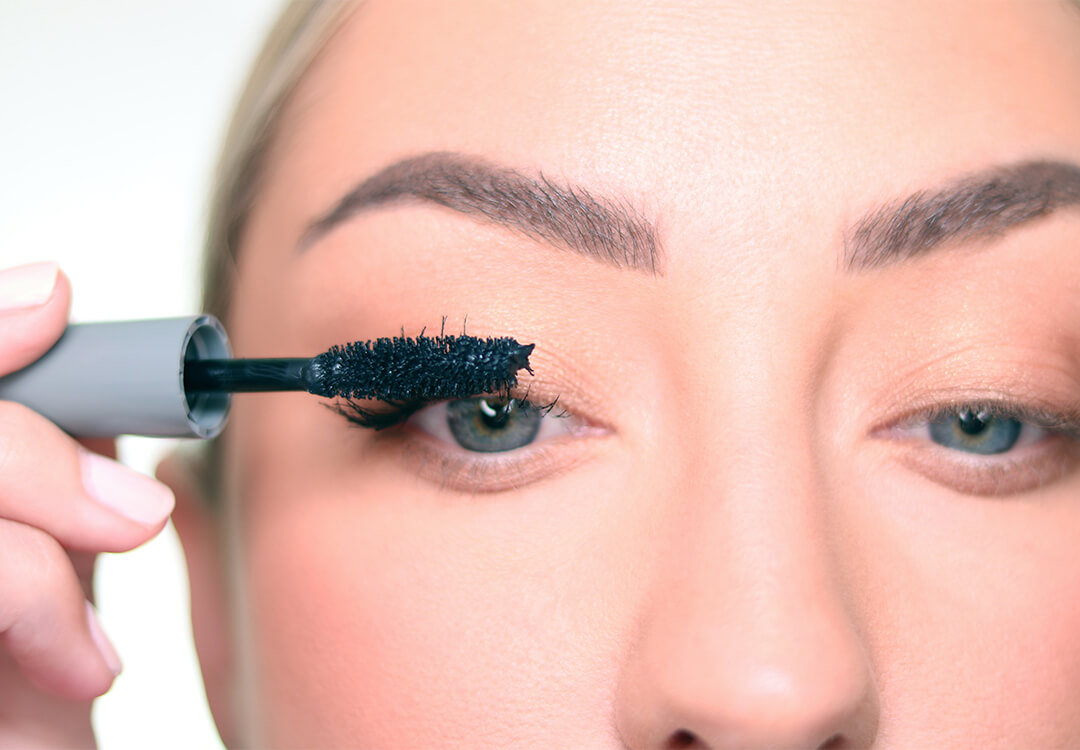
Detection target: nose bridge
<box><xmin>614</xmin><ymin>333</ymin><xmax>878</xmax><ymax>748</ymax></box>
<box><xmin>670</xmin><ymin>284</ymin><xmax>843</xmax><ymax>608</ymax></box>
<box><xmin>679</xmin><ymin>410</ymin><xmax>863</xmax><ymax>687</ymax></box>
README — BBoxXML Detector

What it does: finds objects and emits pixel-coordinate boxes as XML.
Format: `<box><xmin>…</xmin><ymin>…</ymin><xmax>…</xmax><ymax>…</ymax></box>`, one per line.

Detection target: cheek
<box><xmin>838</xmin><ymin>465</ymin><xmax>1080</xmax><ymax>742</ymax></box>
<box><xmin>230</xmin><ymin>438</ymin><xmax>645</xmax><ymax>748</ymax></box>
<box><xmin>945</xmin><ymin>520</ymin><xmax>1080</xmax><ymax>739</ymax></box>
<box><xmin>240</xmin><ymin>496</ymin><xmax>472</xmax><ymax>745</ymax></box>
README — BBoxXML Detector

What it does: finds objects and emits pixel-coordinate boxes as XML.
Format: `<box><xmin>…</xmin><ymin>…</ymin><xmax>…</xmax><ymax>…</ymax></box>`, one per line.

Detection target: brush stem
<box><xmin>183</xmin><ymin>358</ymin><xmax>315</xmax><ymax>394</ymax></box>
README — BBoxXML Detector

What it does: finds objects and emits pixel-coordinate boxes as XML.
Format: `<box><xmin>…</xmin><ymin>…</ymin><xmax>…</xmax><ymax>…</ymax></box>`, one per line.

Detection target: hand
<box><xmin>0</xmin><ymin>263</ymin><xmax>175</xmax><ymax>749</ymax></box>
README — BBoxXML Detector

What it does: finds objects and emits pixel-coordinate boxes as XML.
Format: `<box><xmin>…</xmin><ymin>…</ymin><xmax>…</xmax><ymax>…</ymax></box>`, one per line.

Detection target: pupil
<box><xmin>479</xmin><ymin>398</ymin><xmax>512</xmax><ymax>429</ymax></box>
<box><xmin>957</xmin><ymin>409</ymin><xmax>989</xmax><ymax>436</ymax></box>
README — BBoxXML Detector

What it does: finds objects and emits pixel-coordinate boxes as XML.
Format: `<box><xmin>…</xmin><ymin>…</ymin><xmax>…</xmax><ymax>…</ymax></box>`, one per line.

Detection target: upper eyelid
<box><xmin>887</xmin><ymin>400</ymin><xmax>1080</xmax><ymax>437</ymax></box>
<box><xmin>330</xmin><ymin>398</ymin><xmax>425</xmax><ymax>430</ymax></box>
<box><xmin>868</xmin><ymin>389</ymin><xmax>1080</xmax><ymax>434</ymax></box>
<box><xmin>331</xmin><ymin>388</ymin><xmax>570</xmax><ymax>432</ymax></box>
<box><xmin>408</xmin><ymin>396</ymin><xmax>571</xmax><ymax>430</ymax></box>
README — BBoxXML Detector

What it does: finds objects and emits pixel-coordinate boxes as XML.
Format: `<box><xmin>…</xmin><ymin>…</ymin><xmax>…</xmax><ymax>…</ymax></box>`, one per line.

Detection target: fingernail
<box><xmin>80</xmin><ymin>450</ymin><xmax>176</xmax><ymax>525</ymax></box>
<box><xmin>85</xmin><ymin>601</ymin><xmax>123</xmax><ymax>677</ymax></box>
<box><xmin>0</xmin><ymin>261</ymin><xmax>60</xmax><ymax>313</ymax></box>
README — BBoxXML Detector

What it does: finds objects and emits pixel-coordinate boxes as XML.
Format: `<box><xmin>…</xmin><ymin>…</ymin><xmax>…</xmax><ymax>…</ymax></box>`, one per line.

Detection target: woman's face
<box><xmin>207</xmin><ymin>0</ymin><xmax>1080</xmax><ymax>746</ymax></box>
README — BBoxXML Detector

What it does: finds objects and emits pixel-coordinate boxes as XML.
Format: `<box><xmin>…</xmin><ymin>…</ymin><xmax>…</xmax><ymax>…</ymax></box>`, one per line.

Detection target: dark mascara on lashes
<box><xmin>0</xmin><ymin>315</ymin><xmax>534</xmax><ymax>439</ymax></box>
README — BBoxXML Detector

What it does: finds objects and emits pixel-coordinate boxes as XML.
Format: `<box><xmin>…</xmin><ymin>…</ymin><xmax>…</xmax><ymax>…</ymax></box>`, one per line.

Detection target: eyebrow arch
<box><xmin>299</xmin><ymin>151</ymin><xmax>662</xmax><ymax>275</ymax></box>
<box><xmin>842</xmin><ymin>160</ymin><xmax>1080</xmax><ymax>271</ymax></box>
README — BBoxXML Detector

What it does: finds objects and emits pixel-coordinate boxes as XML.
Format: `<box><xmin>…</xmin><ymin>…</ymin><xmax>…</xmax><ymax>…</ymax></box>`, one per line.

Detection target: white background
<box><xmin>1</xmin><ymin>1</ymin><xmax>288</xmax><ymax>747</ymax></box>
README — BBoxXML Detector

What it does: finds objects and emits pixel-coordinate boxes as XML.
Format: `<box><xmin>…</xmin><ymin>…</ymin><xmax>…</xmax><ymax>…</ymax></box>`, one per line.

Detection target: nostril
<box><xmin>661</xmin><ymin>728</ymin><xmax>847</xmax><ymax>750</ymax></box>
<box><xmin>667</xmin><ymin>729</ymin><xmax>698</xmax><ymax>748</ymax></box>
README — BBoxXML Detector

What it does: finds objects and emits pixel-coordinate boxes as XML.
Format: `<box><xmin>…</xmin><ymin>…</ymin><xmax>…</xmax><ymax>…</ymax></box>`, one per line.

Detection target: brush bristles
<box><xmin>306</xmin><ymin>334</ymin><xmax>535</xmax><ymax>401</ymax></box>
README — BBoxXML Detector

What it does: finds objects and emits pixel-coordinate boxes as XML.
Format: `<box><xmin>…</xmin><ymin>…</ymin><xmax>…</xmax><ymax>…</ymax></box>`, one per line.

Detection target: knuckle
<box><xmin>0</xmin><ymin>401</ymin><xmax>58</xmax><ymax>477</ymax></box>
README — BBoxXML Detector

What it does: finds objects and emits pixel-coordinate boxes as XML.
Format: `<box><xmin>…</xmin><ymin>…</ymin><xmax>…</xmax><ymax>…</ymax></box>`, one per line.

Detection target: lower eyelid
<box><xmin>382</xmin><ymin>399</ymin><xmax>606</xmax><ymax>492</ymax></box>
<box><xmin>885</xmin><ymin>433</ymin><xmax>1080</xmax><ymax>497</ymax></box>
<box><xmin>396</xmin><ymin>429</ymin><xmax>607</xmax><ymax>494</ymax></box>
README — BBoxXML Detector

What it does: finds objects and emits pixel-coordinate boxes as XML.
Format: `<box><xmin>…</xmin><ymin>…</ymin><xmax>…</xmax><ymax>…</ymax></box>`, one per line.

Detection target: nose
<box><xmin>614</xmin><ymin>463</ymin><xmax>879</xmax><ymax>749</ymax></box>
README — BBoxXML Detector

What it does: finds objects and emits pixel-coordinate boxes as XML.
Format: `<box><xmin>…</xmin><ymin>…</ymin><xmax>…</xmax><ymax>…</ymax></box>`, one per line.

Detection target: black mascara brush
<box><xmin>0</xmin><ymin>315</ymin><xmax>534</xmax><ymax>439</ymax></box>
<box><xmin>183</xmin><ymin>334</ymin><xmax>534</xmax><ymax>402</ymax></box>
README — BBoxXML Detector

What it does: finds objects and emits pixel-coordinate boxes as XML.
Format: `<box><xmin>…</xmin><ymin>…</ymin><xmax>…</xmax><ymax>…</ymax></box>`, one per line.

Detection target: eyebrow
<box><xmin>299</xmin><ymin>151</ymin><xmax>662</xmax><ymax>274</ymax></box>
<box><xmin>843</xmin><ymin>160</ymin><xmax>1080</xmax><ymax>271</ymax></box>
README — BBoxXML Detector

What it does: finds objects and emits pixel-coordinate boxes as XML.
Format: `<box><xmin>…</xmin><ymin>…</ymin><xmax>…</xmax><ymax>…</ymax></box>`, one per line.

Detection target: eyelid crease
<box><xmin>857</xmin><ymin>344</ymin><xmax>1080</xmax><ymax>426</ymax></box>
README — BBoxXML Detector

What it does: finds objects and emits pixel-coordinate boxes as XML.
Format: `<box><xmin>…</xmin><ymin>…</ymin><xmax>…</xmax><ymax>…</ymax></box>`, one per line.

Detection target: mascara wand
<box><xmin>0</xmin><ymin>316</ymin><xmax>534</xmax><ymax>439</ymax></box>
<box><xmin>183</xmin><ymin>336</ymin><xmax>534</xmax><ymax>402</ymax></box>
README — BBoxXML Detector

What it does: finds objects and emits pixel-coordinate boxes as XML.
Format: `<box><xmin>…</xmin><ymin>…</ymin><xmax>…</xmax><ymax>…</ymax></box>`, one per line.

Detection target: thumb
<box><xmin>0</xmin><ymin>262</ymin><xmax>70</xmax><ymax>376</ymax></box>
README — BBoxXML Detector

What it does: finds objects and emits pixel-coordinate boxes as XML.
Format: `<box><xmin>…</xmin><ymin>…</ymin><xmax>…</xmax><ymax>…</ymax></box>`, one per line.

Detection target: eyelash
<box><xmin>879</xmin><ymin>397</ymin><xmax>1080</xmax><ymax>497</ymax></box>
<box><xmin>894</xmin><ymin>399</ymin><xmax>1080</xmax><ymax>435</ymax></box>
<box><xmin>330</xmin><ymin>397</ymin><xmax>430</xmax><ymax>431</ymax></box>
<box><xmin>329</xmin><ymin>392</ymin><xmax>563</xmax><ymax>430</ymax></box>
<box><xmin>330</xmin><ymin>392</ymin><xmax>599</xmax><ymax>493</ymax></box>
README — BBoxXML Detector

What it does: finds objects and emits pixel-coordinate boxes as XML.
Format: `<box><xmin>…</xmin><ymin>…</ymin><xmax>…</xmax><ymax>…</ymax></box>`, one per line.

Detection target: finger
<box><xmin>0</xmin><ymin>654</ymin><xmax>97</xmax><ymax>750</ymax></box>
<box><xmin>73</xmin><ymin>441</ymin><xmax>116</xmax><ymax>599</ymax></box>
<box><xmin>70</xmin><ymin>548</ymin><xmax>97</xmax><ymax>603</ymax></box>
<box><xmin>0</xmin><ymin>401</ymin><xmax>174</xmax><ymax>553</ymax></box>
<box><xmin>0</xmin><ymin>262</ymin><xmax>70</xmax><ymax>376</ymax></box>
<box><xmin>78</xmin><ymin>437</ymin><xmax>117</xmax><ymax>460</ymax></box>
<box><xmin>0</xmin><ymin>519</ymin><xmax>120</xmax><ymax>700</ymax></box>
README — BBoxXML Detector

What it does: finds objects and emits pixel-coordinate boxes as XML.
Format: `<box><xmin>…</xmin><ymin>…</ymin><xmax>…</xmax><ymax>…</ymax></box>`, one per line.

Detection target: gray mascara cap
<box><xmin>0</xmin><ymin>315</ymin><xmax>232</xmax><ymax>438</ymax></box>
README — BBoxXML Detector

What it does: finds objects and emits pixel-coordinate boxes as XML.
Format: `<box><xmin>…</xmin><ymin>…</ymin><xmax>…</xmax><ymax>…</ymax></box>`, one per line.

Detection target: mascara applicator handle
<box><xmin>183</xmin><ymin>357</ymin><xmax>315</xmax><ymax>394</ymax></box>
<box><xmin>0</xmin><ymin>315</ymin><xmax>232</xmax><ymax>439</ymax></box>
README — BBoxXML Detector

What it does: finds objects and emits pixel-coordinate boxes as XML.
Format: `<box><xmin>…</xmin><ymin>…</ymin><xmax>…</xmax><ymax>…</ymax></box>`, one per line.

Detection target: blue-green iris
<box><xmin>928</xmin><ymin>409</ymin><xmax>1022</xmax><ymax>455</ymax></box>
<box><xmin>446</xmin><ymin>397</ymin><xmax>542</xmax><ymax>452</ymax></box>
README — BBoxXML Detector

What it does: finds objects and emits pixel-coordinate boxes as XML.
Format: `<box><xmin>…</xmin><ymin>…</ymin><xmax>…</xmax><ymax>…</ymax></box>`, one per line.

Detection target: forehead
<box><xmin>261</xmin><ymin>0</ymin><xmax>1080</xmax><ymax>264</ymax></box>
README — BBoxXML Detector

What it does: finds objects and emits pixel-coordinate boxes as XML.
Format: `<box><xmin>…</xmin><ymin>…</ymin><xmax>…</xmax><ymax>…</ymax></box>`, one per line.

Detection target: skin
<box><xmin>162</xmin><ymin>0</ymin><xmax>1080</xmax><ymax>747</ymax></box>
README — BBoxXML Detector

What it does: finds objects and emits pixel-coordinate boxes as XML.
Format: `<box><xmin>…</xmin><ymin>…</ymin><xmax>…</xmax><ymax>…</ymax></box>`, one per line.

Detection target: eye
<box><xmin>925</xmin><ymin>407</ymin><xmax>1042</xmax><ymax>455</ymax></box>
<box><xmin>410</xmin><ymin>397</ymin><xmax>570</xmax><ymax>453</ymax></box>
<box><xmin>880</xmin><ymin>399</ymin><xmax>1080</xmax><ymax>496</ymax></box>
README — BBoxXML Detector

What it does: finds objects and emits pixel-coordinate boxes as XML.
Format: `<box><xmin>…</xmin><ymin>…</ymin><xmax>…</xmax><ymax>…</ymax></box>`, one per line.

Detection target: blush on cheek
<box><xmin>238</xmin><ymin>491</ymin><xmax>442</xmax><ymax>745</ymax></box>
<box><xmin>236</xmin><ymin>476</ymin><xmax>625</xmax><ymax>748</ymax></box>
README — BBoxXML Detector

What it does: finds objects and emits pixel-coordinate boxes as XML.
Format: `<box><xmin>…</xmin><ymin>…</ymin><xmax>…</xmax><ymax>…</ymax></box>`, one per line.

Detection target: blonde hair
<box><xmin>195</xmin><ymin>1</ymin><xmax>357</xmax><ymax>499</ymax></box>
<box><xmin>202</xmin><ymin>0</ymin><xmax>358</xmax><ymax>323</ymax></box>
